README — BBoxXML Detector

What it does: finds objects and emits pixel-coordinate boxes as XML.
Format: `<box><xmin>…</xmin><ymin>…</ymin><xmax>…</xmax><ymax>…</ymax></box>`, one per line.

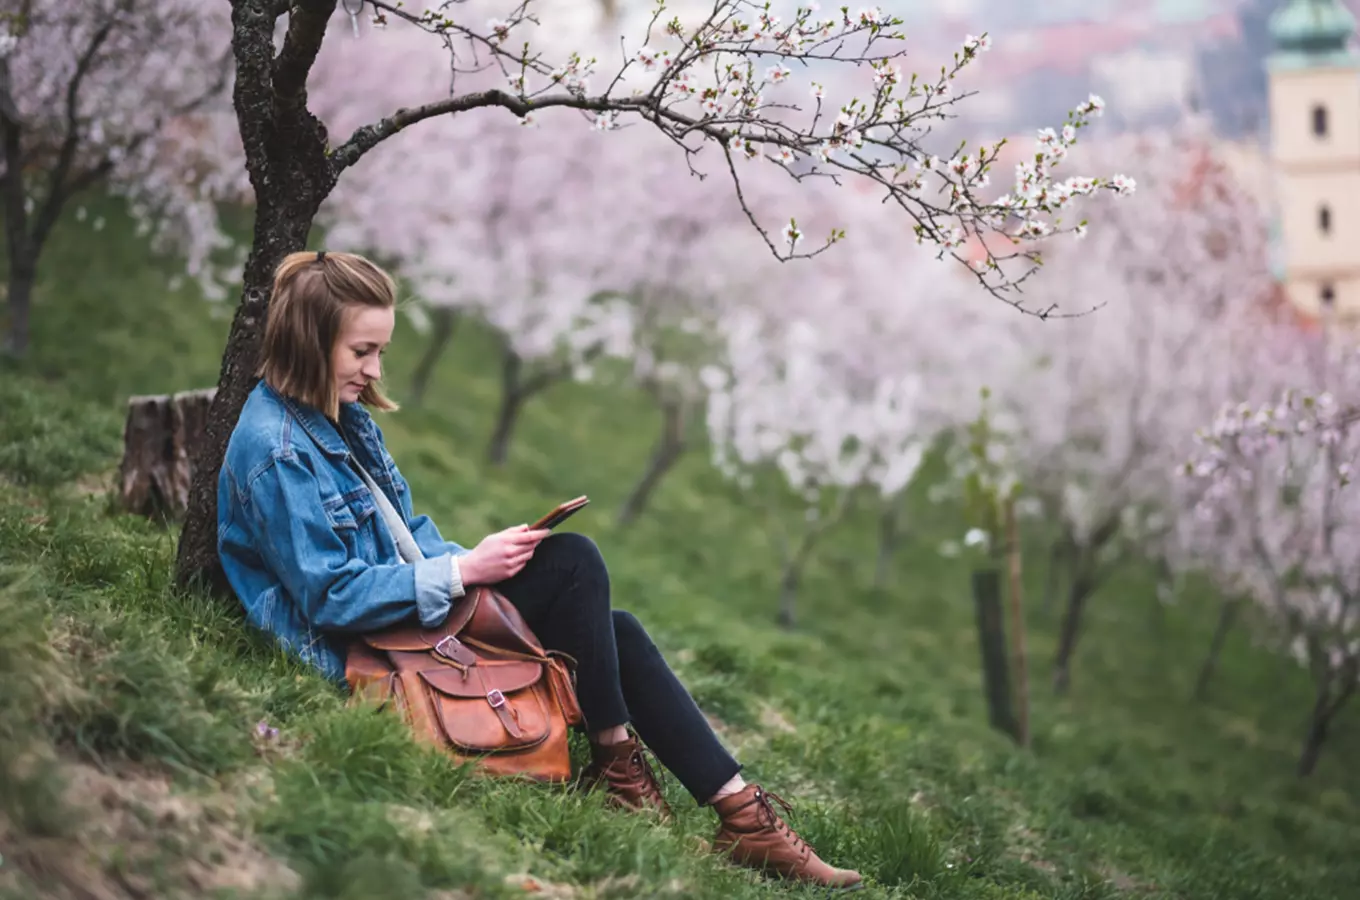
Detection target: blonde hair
<box><xmin>257</xmin><ymin>250</ymin><xmax>400</xmax><ymax>421</ymax></box>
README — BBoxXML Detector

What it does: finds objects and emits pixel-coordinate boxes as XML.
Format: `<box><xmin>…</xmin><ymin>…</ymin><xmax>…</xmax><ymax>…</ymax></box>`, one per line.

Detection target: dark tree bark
<box><xmin>1050</xmin><ymin>516</ymin><xmax>1121</xmax><ymax>694</ymax></box>
<box><xmin>408</xmin><ymin>307</ymin><xmax>459</xmax><ymax>406</ymax></box>
<box><xmin>616</xmin><ymin>396</ymin><xmax>687</xmax><ymax>525</ymax></box>
<box><xmin>972</xmin><ymin>566</ymin><xmax>1018</xmax><ymax>740</ymax></box>
<box><xmin>175</xmin><ymin>0</ymin><xmax>342</xmax><ymax>594</ymax></box>
<box><xmin>1052</xmin><ymin>570</ymin><xmax>1094</xmax><ymax>695</ymax></box>
<box><xmin>1192</xmin><ymin>597</ymin><xmax>1240</xmax><ymax>702</ymax></box>
<box><xmin>1296</xmin><ymin>655</ymin><xmax>1357</xmax><ymax>777</ymax></box>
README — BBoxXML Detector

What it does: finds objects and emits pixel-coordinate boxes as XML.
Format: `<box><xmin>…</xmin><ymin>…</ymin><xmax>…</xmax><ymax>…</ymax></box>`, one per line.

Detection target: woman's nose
<box><xmin>363</xmin><ymin>357</ymin><xmax>382</xmax><ymax>380</ymax></box>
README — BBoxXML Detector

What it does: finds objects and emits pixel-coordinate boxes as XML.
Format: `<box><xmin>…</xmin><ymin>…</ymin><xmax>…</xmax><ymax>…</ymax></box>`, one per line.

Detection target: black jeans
<box><xmin>495</xmin><ymin>532</ymin><xmax>742</xmax><ymax>803</ymax></box>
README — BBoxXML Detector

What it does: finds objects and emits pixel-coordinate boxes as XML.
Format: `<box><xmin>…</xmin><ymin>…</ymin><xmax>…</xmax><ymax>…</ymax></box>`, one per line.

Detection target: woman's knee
<box><xmin>539</xmin><ymin>531</ymin><xmax>607</xmax><ymax>577</ymax></box>
<box><xmin>612</xmin><ymin>609</ymin><xmax>658</xmax><ymax>656</ymax></box>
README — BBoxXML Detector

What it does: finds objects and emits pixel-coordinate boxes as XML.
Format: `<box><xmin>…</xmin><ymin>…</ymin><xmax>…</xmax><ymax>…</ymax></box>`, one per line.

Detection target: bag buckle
<box><xmin>486</xmin><ymin>689</ymin><xmax>507</xmax><ymax>709</ymax></box>
<box><xmin>434</xmin><ymin>635</ymin><xmax>464</xmax><ymax>659</ymax></box>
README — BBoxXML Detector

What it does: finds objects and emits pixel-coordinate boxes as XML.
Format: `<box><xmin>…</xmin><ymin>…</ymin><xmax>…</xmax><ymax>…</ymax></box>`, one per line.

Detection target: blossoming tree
<box><xmin>172</xmin><ymin>0</ymin><xmax>1131</xmax><ymax>591</ymax></box>
<box><xmin>0</xmin><ymin>0</ymin><xmax>236</xmax><ymax>357</ymax></box>
<box><xmin>1181</xmin><ymin>332</ymin><xmax>1360</xmax><ymax>775</ymax></box>
<box><xmin>978</xmin><ymin>127</ymin><xmax>1276</xmax><ymax>693</ymax></box>
<box><xmin>702</xmin><ymin>214</ymin><xmax>936</xmax><ymax>626</ymax></box>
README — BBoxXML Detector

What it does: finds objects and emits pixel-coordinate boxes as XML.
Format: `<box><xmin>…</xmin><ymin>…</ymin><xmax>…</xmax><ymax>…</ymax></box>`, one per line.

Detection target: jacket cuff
<box><xmin>412</xmin><ymin>554</ymin><xmax>454</xmax><ymax>628</ymax></box>
<box><xmin>448</xmin><ymin>554</ymin><xmax>466</xmax><ymax>599</ymax></box>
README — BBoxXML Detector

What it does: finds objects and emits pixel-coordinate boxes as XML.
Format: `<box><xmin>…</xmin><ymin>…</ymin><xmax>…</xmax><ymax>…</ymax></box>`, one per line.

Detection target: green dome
<box><xmin>1269</xmin><ymin>0</ymin><xmax>1356</xmax><ymax>60</ymax></box>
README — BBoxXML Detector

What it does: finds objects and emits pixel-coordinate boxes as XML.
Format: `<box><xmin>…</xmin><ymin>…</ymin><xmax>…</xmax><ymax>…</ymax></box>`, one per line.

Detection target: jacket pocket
<box><xmin>323</xmin><ymin>490</ymin><xmax>381</xmax><ymax>561</ymax></box>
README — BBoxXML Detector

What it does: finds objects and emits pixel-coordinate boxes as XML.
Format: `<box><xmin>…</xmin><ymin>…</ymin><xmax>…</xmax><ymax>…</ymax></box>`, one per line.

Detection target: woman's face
<box><xmin>332</xmin><ymin>304</ymin><xmax>395</xmax><ymax>405</ymax></box>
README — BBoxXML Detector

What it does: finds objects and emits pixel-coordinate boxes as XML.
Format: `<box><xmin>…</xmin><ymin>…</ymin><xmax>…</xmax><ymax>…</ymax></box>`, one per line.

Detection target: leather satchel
<box><xmin>344</xmin><ymin>585</ymin><xmax>584</xmax><ymax>782</ymax></box>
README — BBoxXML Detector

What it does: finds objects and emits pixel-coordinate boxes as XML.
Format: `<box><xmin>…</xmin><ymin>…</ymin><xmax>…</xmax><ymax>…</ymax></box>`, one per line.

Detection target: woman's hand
<box><xmin>459</xmin><ymin>525</ymin><xmax>551</xmax><ymax>585</ymax></box>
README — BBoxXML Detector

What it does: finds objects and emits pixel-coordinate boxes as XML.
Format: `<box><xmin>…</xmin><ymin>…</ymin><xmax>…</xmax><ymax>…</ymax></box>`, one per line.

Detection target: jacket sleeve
<box><xmin>245</xmin><ymin>454</ymin><xmax>456</xmax><ymax>633</ymax></box>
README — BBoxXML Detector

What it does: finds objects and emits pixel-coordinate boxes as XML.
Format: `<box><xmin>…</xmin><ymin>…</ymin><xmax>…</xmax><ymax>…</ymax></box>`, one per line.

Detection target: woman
<box><xmin>217</xmin><ymin>250</ymin><xmax>861</xmax><ymax>890</ymax></box>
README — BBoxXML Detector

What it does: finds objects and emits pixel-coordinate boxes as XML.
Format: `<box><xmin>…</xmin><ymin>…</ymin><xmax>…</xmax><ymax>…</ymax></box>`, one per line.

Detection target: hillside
<box><xmin>1</xmin><ymin>199</ymin><xmax>1358</xmax><ymax>899</ymax></box>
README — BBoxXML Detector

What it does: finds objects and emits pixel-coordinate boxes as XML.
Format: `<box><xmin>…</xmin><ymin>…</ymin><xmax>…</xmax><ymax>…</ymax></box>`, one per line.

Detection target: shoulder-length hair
<box><xmin>257</xmin><ymin>250</ymin><xmax>400</xmax><ymax>421</ymax></box>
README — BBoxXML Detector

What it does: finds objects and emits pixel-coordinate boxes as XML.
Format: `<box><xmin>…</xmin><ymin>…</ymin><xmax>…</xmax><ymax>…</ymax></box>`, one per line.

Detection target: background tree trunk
<box><xmin>1052</xmin><ymin>568</ymin><xmax>1094</xmax><ymax>695</ymax></box>
<box><xmin>1004</xmin><ymin>499</ymin><xmax>1030</xmax><ymax>747</ymax></box>
<box><xmin>1297</xmin><ymin>693</ymin><xmax>1332</xmax><ymax>777</ymax></box>
<box><xmin>616</xmin><ymin>398</ymin><xmax>686</xmax><ymax>525</ymax></box>
<box><xmin>776</xmin><ymin>558</ymin><xmax>805</xmax><ymax>630</ymax></box>
<box><xmin>972</xmin><ymin>566</ymin><xmax>1018</xmax><ymax>740</ymax></box>
<box><xmin>487</xmin><ymin>350</ymin><xmax>529</xmax><ymax>467</ymax></box>
<box><xmin>872</xmin><ymin>498</ymin><xmax>903</xmax><ymax>590</ymax></box>
<box><xmin>408</xmin><ymin>307</ymin><xmax>459</xmax><ymax>406</ymax></box>
<box><xmin>1192</xmin><ymin>597</ymin><xmax>1240</xmax><ymax>702</ymax></box>
<box><xmin>2</xmin><ymin>263</ymin><xmax>35</xmax><ymax>359</ymax></box>
<box><xmin>119</xmin><ymin>388</ymin><xmax>217</xmax><ymax>521</ymax></box>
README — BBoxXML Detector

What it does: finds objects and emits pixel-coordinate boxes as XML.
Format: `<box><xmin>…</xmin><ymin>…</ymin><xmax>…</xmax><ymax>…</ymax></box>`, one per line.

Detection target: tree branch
<box><xmin>272</xmin><ymin>0</ymin><xmax>336</xmax><ymax>103</ymax></box>
<box><xmin>40</xmin><ymin>0</ymin><xmax>125</xmax><ymax>239</ymax></box>
<box><xmin>330</xmin><ymin>89</ymin><xmax>676</xmax><ymax>172</ymax></box>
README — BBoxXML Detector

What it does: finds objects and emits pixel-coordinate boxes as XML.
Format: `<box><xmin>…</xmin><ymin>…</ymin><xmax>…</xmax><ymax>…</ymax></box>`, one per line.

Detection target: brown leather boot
<box><xmin>579</xmin><ymin>734</ymin><xmax>673</xmax><ymax>820</ymax></box>
<box><xmin>711</xmin><ymin>785</ymin><xmax>863</xmax><ymax>890</ymax></box>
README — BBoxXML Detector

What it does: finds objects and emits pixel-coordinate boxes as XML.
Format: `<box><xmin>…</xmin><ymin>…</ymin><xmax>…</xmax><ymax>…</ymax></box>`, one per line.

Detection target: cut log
<box><xmin>118</xmin><ymin>388</ymin><xmax>217</xmax><ymax>521</ymax></box>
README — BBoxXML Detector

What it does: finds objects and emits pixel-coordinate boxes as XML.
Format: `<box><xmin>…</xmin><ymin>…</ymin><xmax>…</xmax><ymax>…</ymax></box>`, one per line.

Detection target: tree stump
<box><xmin>119</xmin><ymin>388</ymin><xmax>217</xmax><ymax>522</ymax></box>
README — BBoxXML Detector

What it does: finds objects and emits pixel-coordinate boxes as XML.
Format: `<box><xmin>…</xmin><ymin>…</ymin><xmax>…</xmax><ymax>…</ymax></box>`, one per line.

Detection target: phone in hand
<box><xmin>531</xmin><ymin>495</ymin><xmax>589</xmax><ymax>531</ymax></box>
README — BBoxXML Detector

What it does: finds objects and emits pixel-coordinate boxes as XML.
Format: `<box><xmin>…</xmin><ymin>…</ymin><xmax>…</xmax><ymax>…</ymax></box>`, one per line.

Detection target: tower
<box><xmin>1267</xmin><ymin>0</ymin><xmax>1360</xmax><ymax>319</ymax></box>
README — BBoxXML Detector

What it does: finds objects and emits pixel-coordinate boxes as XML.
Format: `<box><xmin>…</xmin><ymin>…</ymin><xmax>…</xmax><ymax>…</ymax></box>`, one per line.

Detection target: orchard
<box><xmin>3</xmin><ymin>0</ymin><xmax>1356</xmax><ymax>836</ymax></box>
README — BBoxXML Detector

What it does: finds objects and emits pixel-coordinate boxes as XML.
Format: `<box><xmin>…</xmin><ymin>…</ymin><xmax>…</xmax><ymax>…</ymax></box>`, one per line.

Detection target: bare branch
<box><xmin>40</xmin><ymin>0</ymin><xmax>126</xmax><ymax>241</ymax></box>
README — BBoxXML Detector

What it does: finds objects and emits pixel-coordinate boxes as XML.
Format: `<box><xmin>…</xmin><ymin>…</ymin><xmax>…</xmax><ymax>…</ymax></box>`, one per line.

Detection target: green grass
<box><xmin>1</xmin><ymin>197</ymin><xmax>1358</xmax><ymax>899</ymax></box>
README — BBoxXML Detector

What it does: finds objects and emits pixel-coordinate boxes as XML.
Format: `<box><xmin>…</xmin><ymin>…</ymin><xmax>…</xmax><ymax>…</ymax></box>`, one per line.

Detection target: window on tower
<box><xmin>1321</xmin><ymin>284</ymin><xmax>1336</xmax><ymax>307</ymax></box>
<box><xmin>1320</xmin><ymin>205</ymin><xmax>1333</xmax><ymax>235</ymax></box>
<box><xmin>1312</xmin><ymin>104</ymin><xmax>1329</xmax><ymax>137</ymax></box>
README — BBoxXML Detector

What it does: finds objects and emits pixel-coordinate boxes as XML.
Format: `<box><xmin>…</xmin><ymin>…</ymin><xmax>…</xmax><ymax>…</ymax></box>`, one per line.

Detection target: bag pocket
<box><xmin>419</xmin><ymin>661</ymin><xmax>551</xmax><ymax>753</ymax></box>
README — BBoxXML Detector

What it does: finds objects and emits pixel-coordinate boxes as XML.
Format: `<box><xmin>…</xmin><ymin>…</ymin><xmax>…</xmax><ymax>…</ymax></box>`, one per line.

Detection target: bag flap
<box><xmin>418</xmin><ymin>661</ymin><xmax>544</xmax><ymax>698</ymax></box>
<box><xmin>461</xmin><ymin>588</ymin><xmax>545</xmax><ymax>656</ymax></box>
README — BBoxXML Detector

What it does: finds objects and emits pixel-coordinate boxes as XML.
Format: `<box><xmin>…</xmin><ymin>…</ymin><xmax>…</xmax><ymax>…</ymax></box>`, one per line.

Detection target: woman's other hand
<box><xmin>459</xmin><ymin>525</ymin><xmax>551</xmax><ymax>585</ymax></box>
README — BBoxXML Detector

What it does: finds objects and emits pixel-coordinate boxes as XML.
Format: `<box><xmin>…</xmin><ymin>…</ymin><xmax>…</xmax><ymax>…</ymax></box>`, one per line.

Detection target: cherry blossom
<box><xmin>1179</xmin><ymin>325</ymin><xmax>1360</xmax><ymax>776</ymax></box>
<box><xmin>0</xmin><ymin>0</ymin><xmax>238</xmax><ymax>356</ymax></box>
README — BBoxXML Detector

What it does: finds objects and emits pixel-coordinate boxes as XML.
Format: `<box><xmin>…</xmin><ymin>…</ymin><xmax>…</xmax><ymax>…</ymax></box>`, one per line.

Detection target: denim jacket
<box><xmin>217</xmin><ymin>380</ymin><xmax>467</xmax><ymax>683</ymax></box>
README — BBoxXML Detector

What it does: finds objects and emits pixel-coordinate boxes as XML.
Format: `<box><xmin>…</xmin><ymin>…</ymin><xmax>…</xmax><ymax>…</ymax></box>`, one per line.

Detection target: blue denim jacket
<box><xmin>217</xmin><ymin>380</ymin><xmax>467</xmax><ymax>683</ymax></box>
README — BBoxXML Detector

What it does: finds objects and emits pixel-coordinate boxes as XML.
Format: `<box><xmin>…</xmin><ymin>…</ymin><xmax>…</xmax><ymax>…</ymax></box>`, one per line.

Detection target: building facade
<box><xmin>1268</xmin><ymin>0</ymin><xmax>1360</xmax><ymax>318</ymax></box>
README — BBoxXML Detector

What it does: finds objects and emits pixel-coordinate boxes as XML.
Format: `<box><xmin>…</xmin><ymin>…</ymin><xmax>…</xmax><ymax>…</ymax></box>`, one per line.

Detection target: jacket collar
<box><xmin>263</xmin><ymin>381</ymin><xmax>374</xmax><ymax>459</ymax></box>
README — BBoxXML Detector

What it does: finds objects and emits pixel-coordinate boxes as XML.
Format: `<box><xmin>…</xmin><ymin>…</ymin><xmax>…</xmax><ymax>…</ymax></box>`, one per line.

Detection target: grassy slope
<box><xmin>1</xmin><ymin>198</ymin><xmax>1358</xmax><ymax>900</ymax></box>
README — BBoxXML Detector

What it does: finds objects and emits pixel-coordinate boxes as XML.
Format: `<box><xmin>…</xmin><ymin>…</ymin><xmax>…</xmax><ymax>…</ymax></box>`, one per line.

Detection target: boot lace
<box><xmin>624</xmin><ymin>745</ymin><xmax>668</xmax><ymax>805</ymax></box>
<box><xmin>754</xmin><ymin>788</ymin><xmax>808</xmax><ymax>859</ymax></box>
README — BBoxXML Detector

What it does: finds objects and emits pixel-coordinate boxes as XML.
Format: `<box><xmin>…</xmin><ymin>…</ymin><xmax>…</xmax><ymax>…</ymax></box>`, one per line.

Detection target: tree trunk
<box><xmin>487</xmin><ymin>350</ymin><xmax>528</xmax><ymax>467</ymax></box>
<box><xmin>1003</xmin><ymin>499</ymin><xmax>1030</xmax><ymax>747</ymax></box>
<box><xmin>408</xmin><ymin>307</ymin><xmax>459</xmax><ymax>406</ymax></box>
<box><xmin>174</xmin><ymin>0</ymin><xmax>346</xmax><ymax>594</ymax></box>
<box><xmin>486</xmin><ymin>344</ymin><xmax>574</xmax><ymax>467</ymax></box>
<box><xmin>972</xmin><ymin>566</ymin><xmax>1018</xmax><ymax>740</ymax></box>
<box><xmin>616</xmin><ymin>398</ymin><xmax>686</xmax><ymax>525</ymax></box>
<box><xmin>1192</xmin><ymin>597</ymin><xmax>1239</xmax><ymax>702</ymax></box>
<box><xmin>1297</xmin><ymin>688</ymin><xmax>1333</xmax><ymax>777</ymax></box>
<box><xmin>872</xmin><ymin>499</ymin><xmax>903</xmax><ymax>590</ymax></box>
<box><xmin>776</xmin><ymin>558</ymin><xmax>804</xmax><ymax>630</ymax></box>
<box><xmin>119</xmin><ymin>389</ymin><xmax>217</xmax><ymax>522</ymax></box>
<box><xmin>1052</xmin><ymin>569</ymin><xmax>1094</xmax><ymax>695</ymax></box>
<box><xmin>2</xmin><ymin>262</ymin><xmax>35</xmax><ymax>359</ymax></box>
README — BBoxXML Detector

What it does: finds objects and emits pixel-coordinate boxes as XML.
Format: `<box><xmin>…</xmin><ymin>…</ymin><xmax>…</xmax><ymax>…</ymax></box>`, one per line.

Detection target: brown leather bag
<box><xmin>344</xmin><ymin>585</ymin><xmax>584</xmax><ymax>782</ymax></box>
